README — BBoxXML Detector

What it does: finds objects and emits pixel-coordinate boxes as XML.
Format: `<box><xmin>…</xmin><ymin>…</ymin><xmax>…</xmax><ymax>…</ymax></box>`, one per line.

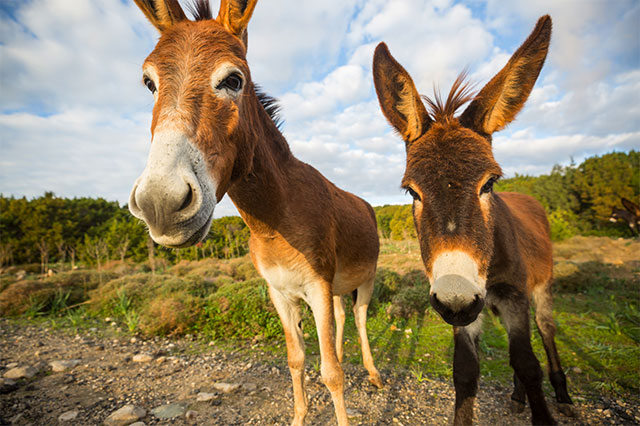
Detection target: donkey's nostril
<box><xmin>179</xmin><ymin>184</ymin><xmax>194</xmax><ymax>211</ymax></box>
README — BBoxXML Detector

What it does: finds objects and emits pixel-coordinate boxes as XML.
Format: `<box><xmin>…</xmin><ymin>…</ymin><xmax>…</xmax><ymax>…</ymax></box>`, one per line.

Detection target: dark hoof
<box><xmin>510</xmin><ymin>399</ymin><xmax>526</xmax><ymax>413</ymax></box>
<box><xmin>557</xmin><ymin>402</ymin><xmax>575</xmax><ymax>417</ymax></box>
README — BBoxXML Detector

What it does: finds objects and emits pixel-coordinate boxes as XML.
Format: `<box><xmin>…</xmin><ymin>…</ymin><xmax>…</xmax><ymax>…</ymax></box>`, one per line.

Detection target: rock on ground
<box><xmin>103</xmin><ymin>404</ymin><xmax>146</xmax><ymax>426</ymax></box>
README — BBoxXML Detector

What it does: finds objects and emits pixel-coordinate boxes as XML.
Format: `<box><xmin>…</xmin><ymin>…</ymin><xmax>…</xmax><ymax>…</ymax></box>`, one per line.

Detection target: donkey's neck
<box><xmin>227</xmin><ymin>91</ymin><xmax>295</xmax><ymax>236</ymax></box>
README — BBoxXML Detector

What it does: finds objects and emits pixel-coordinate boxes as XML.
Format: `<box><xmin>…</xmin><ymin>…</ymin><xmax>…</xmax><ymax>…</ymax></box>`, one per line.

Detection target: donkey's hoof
<box><xmin>557</xmin><ymin>402</ymin><xmax>575</xmax><ymax>417</ymax></box>
<box><xmin>510</xmin><ymin>399</ymin><xmax>526</xmax><ymax>413</ymax></box>
<box><xmin>368</xmin><ymin>373</ymin><xmax>383</xmax><ymax>389</ymax></box>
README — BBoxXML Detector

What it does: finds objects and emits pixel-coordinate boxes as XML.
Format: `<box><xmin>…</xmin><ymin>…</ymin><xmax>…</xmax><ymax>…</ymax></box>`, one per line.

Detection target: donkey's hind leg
<box><xmin>510</xmin><ymin>372</ymin><xmax>527</xmax><ymax>413</ymax></box>
<box><xmin>334</xmin><ymin>295</ymin><xmax>346</xmax><ymax>363</ymax></box>
<box><xmin>353</xmin><ymin>279</ymin><xmax>383</xmax><ymax>388</ymax></box>
<box><xmin>532</xmin><ymin>284</ymin><xmax>574</xmax><ymax>416</ymax></box>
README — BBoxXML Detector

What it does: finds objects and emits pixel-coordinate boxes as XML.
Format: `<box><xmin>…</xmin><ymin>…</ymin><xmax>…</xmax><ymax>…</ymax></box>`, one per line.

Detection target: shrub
<box><xmin>387</xmin><ymin>285</ymin><xmax>430</xmax><ymax>319</ymax></box>
<box><xmin>140</xmin><ymin>293</ymin><xmax>203</xmax><ymax>335</ymax></box>
<box><xmin>549</xmin><ymin>209</ymin><xmax>581</xmax><ymax>241</ymax></box>
<box><xmin>200</xmin><ymin>278</ymin><xmax>282</xmax><ymax>340</ymax></box>
<box><xmin>372</xmin><ymin>268</ymin><xmax>402</xmax><ymax>306</ymax></box>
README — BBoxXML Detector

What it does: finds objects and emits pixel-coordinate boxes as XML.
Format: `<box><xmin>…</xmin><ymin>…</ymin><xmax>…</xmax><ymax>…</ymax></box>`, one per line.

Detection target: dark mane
<box><xmin>255</xmin><ymin>85</ymin><xmax>283</xmax><ymax>130</ymax></box>
<box><xmin>422</xmin><ymin>71</ymin><xmax>476</xmax><ymax>124</ymax></box>
<box><xmin>186</xmin><ymin>0</ymin><xmax>213</xmax><ymax>21</ymax></box>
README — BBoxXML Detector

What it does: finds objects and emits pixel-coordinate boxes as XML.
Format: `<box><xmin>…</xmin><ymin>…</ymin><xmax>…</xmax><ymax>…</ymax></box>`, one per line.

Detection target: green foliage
<box><xmin>0</xmin><ymin>193</ymin><xmax>251</xmax><ymax>267</ymax></box>
<box><xmin>572</xmin><ymin>151</ymin><xmax>639</xmax><ymax>225</ymax></box>
<box><xmin>548</xmin><ymin>209</ymin><xmax>580</xmax><ymax>241</ymax></box>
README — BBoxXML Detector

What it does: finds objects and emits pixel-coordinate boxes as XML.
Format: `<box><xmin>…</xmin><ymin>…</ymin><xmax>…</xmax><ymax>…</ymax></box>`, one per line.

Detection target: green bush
<box><xmin>387</xmin><ymin>285</ymin><xmax>430</xmax><ymax>319</ymax></box>
<box><xmin>372</xmin><ymin>268</ymin><xmax>402</xmax><ymax>306</ymax></box>
<box><xmin>199</xmin><ymin>278</ymin><xmax>282</xmax><ymax>340</ymax></box>
<box><xmin>549</xmin><ymin>209</ymin><xmax>581</xmax><ymax>241</ymax></box>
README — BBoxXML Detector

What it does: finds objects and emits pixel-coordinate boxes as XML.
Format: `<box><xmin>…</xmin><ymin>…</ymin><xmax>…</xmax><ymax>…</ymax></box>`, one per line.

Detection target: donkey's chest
<box><xmin>259</xmin><ymin>263</ymin><xmax>319</xmax><ymax>301</ymax></box>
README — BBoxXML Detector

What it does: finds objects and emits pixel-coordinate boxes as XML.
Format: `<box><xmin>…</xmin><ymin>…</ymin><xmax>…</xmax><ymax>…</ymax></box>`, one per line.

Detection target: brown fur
<box><xmin>374</xmin><ymin>15</ymin><xmax>573</xmax><ymax>425</ymax></box>
<box><xmin>132</xmin><ymin>1</ymin><xmax>381</xmax><ymax>425</ymax></box>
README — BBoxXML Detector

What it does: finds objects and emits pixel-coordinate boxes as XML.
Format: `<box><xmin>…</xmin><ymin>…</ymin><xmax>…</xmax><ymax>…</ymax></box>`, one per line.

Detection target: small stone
<box><xmin>3</xmin><ymin>365</ymin><xmax>38</xmax><ymax>379</ymax></box>
<box><xmin>241</xmin><ymin>383</ymin><xmax>257</xmax><ymax>392</ymax></box>
<box><xmin>130</xmin><ymin>337</ymin><xmax>138</xmax><ymax>344</ymax></box>
<box><xmin>150</xmin><ymin>403</ymin><xmax>186</xmax><ymax>419</ymax></box>
<box><xmin>129</xmin><ymin>423</ymin><xmax>146</xmax><ymax>426</ymax></box>
<box><xmin>196</xmin><ymin>392</ymin><xmax>217</xmax><ymax>402</ymax></box>
<box><xmin>105</xmin><ymin>317</ymin><xmax>113</xmax><ymax>322</ymax></box>
<box><xmin>132</xmin><ymin>354</ymin><xmax>153</xmax><ymax>363</ymax></box>
<box><xmin>347</xmin><ymin>408</ymin><xmax>363</xmax><ymax>418</ymax></box>
<box><xmin>0</xmin><ymin>378</ymin><xmax>18</xmax><ymax>394</ymax></box>
<box><xmin>212</xmin><ymin>382</ymin><xmax>240</xmax><ymax>393</ymax></box>
<box><xmin>185</xmin><ymin>410</ymin><xmax>198</xmax><ymax>420</ymax></box>
<box><xmin>5</xmin><ymin>362</ymin><xmax>18</xmax><ymax>369</ymax></box>
<box><xmin>59</xmin><ymin>410</ymin><xmax>79</xmax><ymax>421</ymax></box>
<box><xmin>104</xmin><ymin>405</ymin><xmax>146</xmax><ymax>426</ymax></box>
<box><xmin>572</xmin><ymin>367</ymin><xmax>582</xmax><ymax>374</ymax></box>
<box><xmin>50</xmin><ymin>360</ymin><xmax>81</xmax><ymax>372</ymax></box>
<box><xmin>155</xmin><ymin>356</ymin><xmax>166</xmax><ymax>364</ymax></box>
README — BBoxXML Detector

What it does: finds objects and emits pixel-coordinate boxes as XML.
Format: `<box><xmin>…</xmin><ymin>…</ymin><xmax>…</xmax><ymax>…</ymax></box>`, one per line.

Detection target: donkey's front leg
<box><xmin>268</xmin><ymin>286</ymin><xmax>308</xmax><ymax>426</ymax></box>
<box><xmin>453</xmin><ymin>315</ymin><xmax>482</xmax><ymax>425</ymax></box>
<box><xmin>494</xmin><ymin>288</ymin><xmax>556</xmax><ymax>425</ymax></box>
<box><xmin>308</xmin><ymin>282</ymin><xmax>349</xmax><ymax>426</ymax></box>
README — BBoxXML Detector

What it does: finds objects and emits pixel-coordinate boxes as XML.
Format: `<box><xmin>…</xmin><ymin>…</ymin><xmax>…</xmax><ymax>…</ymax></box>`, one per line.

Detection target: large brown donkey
<box><xmin>373</xmin><ymin>15</ymin><xmax>573</xmax><ymax>425</ymax></box>
<box><xmin>128</xmin><ymin>1</ymin><xmax>382</xmax><ymax>425</ymax></box>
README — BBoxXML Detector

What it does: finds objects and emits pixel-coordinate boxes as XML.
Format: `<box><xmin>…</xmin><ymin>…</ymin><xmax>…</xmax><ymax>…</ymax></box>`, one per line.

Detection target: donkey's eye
<box><xmin>480</xmin><ymin>177</ymin><xmax>497</xmax><ymax>195</ymax></box>
<box><xmin>217</xmin><ymin>73</ymin><xmax>243</xmax><ymax>92</ymax></box>
<box><xmin>143</xmin><ymin>76</ymin><xmax>156</xmax><ymax>94</ymax></box>
<box><xmin>405</xmin><ymin>187</ymin><xmax>421</xmax><ymax>202</ymax></box>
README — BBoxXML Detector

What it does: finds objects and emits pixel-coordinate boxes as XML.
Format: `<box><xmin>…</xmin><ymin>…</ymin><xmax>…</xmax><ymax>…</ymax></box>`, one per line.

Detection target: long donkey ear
<box><xmin>134</xmin><ymin>0</ymin><xmax>188</xmax><ymax>32</ymax></box>
<box><xmin>216</xmin><ymin>0</ymin><xmax>258</xmax><ymax>48</ymax></box>
<box><xmin>621</xmin><ymin>198</ymin><xmax>640</xmax><ymax>217</ymax></box>
<box><xmin>460</xmin><ymin>15</ymin><xmax>552</xmax><ymax>135</ymax></box>
<box><xmin>373</xmin><ymin>42</ymin><xmax>432</xmax><ymax>146</ymax></box>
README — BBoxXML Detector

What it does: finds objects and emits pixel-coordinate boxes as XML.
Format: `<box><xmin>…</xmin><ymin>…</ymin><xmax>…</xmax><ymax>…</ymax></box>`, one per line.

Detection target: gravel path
<box><xmin>1</xmin><ymin>319</ymin><xmax>637</xmax><ymax>425</ymax></box>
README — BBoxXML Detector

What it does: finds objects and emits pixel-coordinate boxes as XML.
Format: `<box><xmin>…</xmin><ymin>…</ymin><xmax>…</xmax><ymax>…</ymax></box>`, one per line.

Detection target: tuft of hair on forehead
<box><xmin>255</xmin><ymin>85</ymin><xmax>283</xmax><ymax>130</ymax></box>
<box><xmin>422</xmin><ymin>71</ymin><xmax>476</xmax><ymax>124</ymax></box>
<box><xmin>186</xmin><ymin>0</ymin><xmax>213</xmax><ymax>21</ymax></box>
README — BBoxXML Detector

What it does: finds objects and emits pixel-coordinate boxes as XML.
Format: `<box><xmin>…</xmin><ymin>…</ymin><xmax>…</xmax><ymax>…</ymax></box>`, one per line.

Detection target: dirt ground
<box><xmin>1</xmin><ymin>319</ymin><xmax>638</xmax><ymax>426</ymax></box>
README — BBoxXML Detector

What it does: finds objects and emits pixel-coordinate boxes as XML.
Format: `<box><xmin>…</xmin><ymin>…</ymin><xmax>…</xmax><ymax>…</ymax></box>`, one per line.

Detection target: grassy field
<box><xmin>1</xmin><ymin>236</ymin><xmax>638</xmax><ymax>405</ymax></box>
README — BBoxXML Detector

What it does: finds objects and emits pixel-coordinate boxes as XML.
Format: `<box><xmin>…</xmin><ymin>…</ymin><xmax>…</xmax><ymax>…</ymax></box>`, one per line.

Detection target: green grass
<box><xmin>1</xmin><ymin>237</ymin><xmax>638</xmax><ymax>405</ymax></box>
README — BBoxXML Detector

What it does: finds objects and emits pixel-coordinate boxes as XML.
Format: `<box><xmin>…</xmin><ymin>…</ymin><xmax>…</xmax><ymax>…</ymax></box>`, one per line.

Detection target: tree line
<box><xmin>0</xmin><ymin>192</ymin><xmax>249</xmax><ymax>269</ymax></box>
<box><xmin>1</xmin><ymin>151</ymin><xmax>637</xmax><ymax>268</ymax></box>
<box><xmin>375</xmin><ymin>150</ymin><xmax>638</xmax><ymax>241</ymax></box>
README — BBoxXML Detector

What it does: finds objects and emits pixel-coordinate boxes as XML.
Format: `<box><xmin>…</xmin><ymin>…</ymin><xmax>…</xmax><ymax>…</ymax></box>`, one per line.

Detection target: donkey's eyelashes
<box><xmin>143</xmin><ymin>76</ymin><xmax>157</xmax><ymax>94</ymax></box>
<box><xmin>480</xmin><ymin>176</ymin><xmax>498</xmax><ymax>195</ymax></box>
<box><xmin>211</xmin><ymin>64</ymin><xmax>245</xmax><ymax>99</ymax></box>
<box><xmin>217</xmin><ymin>72</ymin><xmax>243</xmax><ymax>92</ymax></box>
<box><xmin>405</xmin><ymin>186</ymin><xmax>421</xmax><ymax>202</ymax></box>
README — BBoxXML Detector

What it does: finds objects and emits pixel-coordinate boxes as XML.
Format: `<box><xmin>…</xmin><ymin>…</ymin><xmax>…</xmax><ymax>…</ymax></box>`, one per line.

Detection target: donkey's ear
<box><xmin>460</xmin><ymin>15</ymin><xmax>551</xmax><ymax>135</ymax></box>
<box><xmin>216</xmin><ymin>0</ymin><xmax>258</xmax><ymax>48</ymax></box>
<box><xmin>134</xmin><ymin>0</ymin><xmax>187</xmax><ymax>32</ymax></box>
<box><xmin>373</xmin><ymin>42</ymin><xmax>431</xmax><ymax>145</ymax></box>
<box><xmin>621</xmin><ymin>198</ymin><xmax>640</xmax><ymax>217</ymax></box>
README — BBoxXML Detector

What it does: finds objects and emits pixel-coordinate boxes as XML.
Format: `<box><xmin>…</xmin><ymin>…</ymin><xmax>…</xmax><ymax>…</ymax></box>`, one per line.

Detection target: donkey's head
<box><xmin>373</xmin><ymin>16</ymin><xmax>551</xmax><ymax>326</ymax></box>
<box><xmin>129</xmin><ymin>0</ymin><xmax>258</xmax><ymax>247</ymax></box>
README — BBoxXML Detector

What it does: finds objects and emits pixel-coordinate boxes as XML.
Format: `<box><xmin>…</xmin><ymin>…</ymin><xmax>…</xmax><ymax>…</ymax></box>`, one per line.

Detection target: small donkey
<box><xmin>373</xmin><ymin>15</ymin><xmax>573</xmax><ymax>425</ymax></box>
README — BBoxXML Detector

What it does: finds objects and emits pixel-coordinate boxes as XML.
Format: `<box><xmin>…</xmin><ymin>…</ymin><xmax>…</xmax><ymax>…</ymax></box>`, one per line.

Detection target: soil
<box><xmin>1</xmin><ymin>319</ymin><xmax>638</xmax><ymax>426</ymax></box>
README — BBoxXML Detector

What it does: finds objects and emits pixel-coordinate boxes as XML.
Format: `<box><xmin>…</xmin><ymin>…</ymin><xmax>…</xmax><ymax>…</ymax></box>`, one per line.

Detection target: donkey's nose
<box><xmin>430</xmin><ymin>274</ymin><xmax>484</xmax><ymax>326</ymax></box>
<box><xmin>129</xmin><ymin>169</ymin><xmax>202</xmax><ymax>236</ymax></box>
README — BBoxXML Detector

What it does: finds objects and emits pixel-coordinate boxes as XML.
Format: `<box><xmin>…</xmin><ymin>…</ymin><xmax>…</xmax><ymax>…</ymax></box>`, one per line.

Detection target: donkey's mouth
<box><xmin>160</xmin><ymin>212</ymin><xmax>214</xmax><ymax>249</ymax></box>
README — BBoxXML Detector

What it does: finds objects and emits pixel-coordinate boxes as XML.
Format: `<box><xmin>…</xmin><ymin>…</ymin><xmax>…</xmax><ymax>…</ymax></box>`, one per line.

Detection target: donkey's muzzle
<box><xmin>128</xmin><ymin>130</ymin><xmax>216</xmax><ymax>248</ymax></box>
<box><xmin>430</xmin><ymin>274</ymin><xmax>485</xmax><ymax>326</ymax></box>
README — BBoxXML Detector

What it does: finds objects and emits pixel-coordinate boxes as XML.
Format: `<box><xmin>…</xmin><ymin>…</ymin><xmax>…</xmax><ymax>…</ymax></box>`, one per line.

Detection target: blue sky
<box><xmin>0</xmin><ymin>0</ymin><xmax>638</xmax><ymax>217</ymax></box>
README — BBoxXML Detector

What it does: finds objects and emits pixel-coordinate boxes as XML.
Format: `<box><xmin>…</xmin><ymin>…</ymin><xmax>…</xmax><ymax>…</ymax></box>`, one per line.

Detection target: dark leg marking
<box><xmin>490</xmin><ymin>284</ymin><xmax>556</xmax><ymax>425</ymax></box>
